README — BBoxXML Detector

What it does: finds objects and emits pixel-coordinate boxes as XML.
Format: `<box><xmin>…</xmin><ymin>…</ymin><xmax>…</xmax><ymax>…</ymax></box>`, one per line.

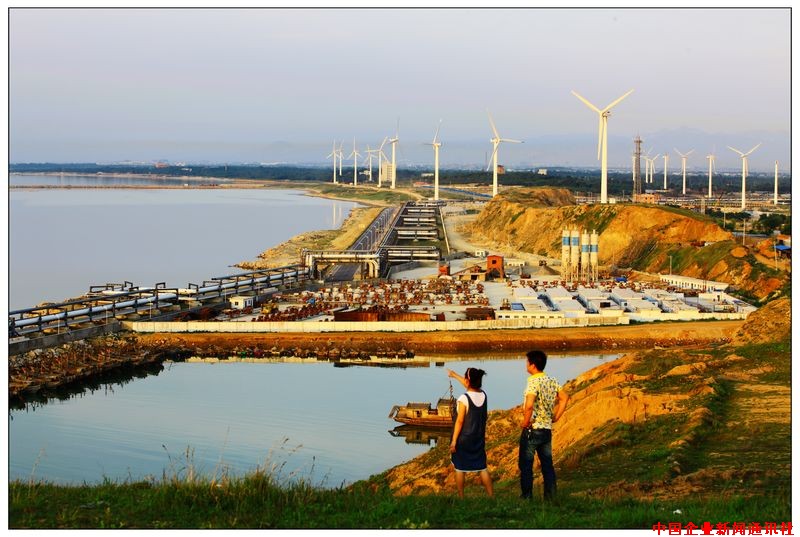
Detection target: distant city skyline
<box><xmin>9</xmin><ymin>7</ymin><xmax>791</xmax><ymax>172</ymax></box>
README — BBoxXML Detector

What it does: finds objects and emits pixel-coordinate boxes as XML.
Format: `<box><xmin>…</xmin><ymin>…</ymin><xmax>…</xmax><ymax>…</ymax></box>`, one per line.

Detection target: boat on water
<box><xmin>387</xmin><ymin>384</ymin><xmax>457</xmax><ymax>428</ymax></box>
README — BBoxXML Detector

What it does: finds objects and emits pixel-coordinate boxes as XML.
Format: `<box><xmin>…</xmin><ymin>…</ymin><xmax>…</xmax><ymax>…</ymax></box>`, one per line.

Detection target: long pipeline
<box><xmin>12</xmin><ymin>292</ymin><xmax>179</xmax><ymax>328</ymax></box>
<box><xmin>12</xmin><ymin>267</ymin><xmax>310</xmax><ymax>329</ymax></box>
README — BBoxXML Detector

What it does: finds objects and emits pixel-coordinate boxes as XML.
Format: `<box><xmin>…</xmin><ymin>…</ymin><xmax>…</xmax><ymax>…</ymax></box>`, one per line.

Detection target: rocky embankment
<box><xmin>9</xmin><ymin>320</ymin><xmax>742</xmax><ymax>400</ymax></box>
<box><xmin>380</xmin><ymin>297</ymin><xmax>791</xmax><ymax>500</ymax></box>
<box><xmin>463</xmin><ymin>188</ymin><xmax>788</xmax><ymax>301</ymax></box>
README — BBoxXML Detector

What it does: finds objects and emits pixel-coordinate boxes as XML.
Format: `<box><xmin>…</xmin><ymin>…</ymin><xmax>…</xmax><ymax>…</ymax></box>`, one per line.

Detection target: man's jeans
<box><xmin>518</xmin><ymin>427</ymin><xmax>556</xmax><ymax>499</ymax></box>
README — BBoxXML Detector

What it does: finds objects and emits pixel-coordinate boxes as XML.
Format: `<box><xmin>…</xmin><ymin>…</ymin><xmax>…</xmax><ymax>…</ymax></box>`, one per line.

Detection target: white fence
<box><xmin>124</xmin><ymin>315</ymin><xmax>630</xmax><ymax>334</ymax></box>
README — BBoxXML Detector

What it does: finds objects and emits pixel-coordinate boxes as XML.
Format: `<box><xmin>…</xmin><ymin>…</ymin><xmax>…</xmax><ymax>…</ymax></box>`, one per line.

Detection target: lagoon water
<box><xmin>9</xmin><ymin>177</ymin><xmax>355</xmax><ymax>310</ymax></box>
<box><xmin>9</xmin><ymin>354</ymin><xmax>620</xmax><ymax>487</ymax></box>
<box><xmin>9</xmin><ymin>176</ymin><xmax>622</xmax><ymax>487</ymax></box>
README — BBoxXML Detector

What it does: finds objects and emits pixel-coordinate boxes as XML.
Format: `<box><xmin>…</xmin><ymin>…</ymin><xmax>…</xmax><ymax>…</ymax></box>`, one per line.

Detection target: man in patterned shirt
<box><xmin>519</xmin><ymin>349</ymin><xmax>570</xmax><ymax>500</ymax></box>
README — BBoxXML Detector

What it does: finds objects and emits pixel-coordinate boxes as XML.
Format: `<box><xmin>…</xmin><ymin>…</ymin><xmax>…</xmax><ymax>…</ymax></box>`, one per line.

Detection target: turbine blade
<box><xmin>686</xmin><ymin>149</ymin><xmax>694</xmax><ymax>156</ymax></box>
<box><xmin>433</xmin><ymin>119</ymin><xmax>442</xmax><ymax>144</ymax></box>
<box><xmin>727</xmin><ymin>146</ymin><xmax>744</xmax><ymax>156</ymax></box>
<box><xmin>602</xmin><ymin>89</ymin><xmax>635</xmax><ymax>112</ymax></box>
<box><xmin>487</xmin><ymin>110</ymin><xmax>500</xmax><ymax>139</ymax></box>
<box><xmin>572</xmin><ymin>90</ymin><xmax>601</xmax><ymax>113</ymax></box>
<box><xmin>486</xmin><ymin>143</ymin><xmax>499</xmax><ymax>172</ymax></box>
<box><xmin>745</xmin><ymin>142</ymin><xmax>762</xmax><ymax>156</ymax></box>
<box><xmin>500</xmin><ymin>138</ymin><xmax>523</xmax><ymax>144</ymax></box>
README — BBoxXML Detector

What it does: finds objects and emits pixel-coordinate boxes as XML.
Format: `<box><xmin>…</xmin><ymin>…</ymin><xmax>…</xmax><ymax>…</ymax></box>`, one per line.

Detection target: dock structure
<box><xmin>8</xmin><ymin>265</ymin><xmax>310</xmax><ymax>342</ymax></box>
<box><xmin>303</xmin><ymin>200</ymin><xmax>445</xmax><ymax>280</ymax></box>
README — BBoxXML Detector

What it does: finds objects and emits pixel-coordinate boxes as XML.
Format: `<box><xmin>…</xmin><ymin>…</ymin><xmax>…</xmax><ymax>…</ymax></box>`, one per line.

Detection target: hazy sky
<box><xmin>9</xmin><ymin>7</ymin><xmax>791</xmax><ymax>171</ymax></box>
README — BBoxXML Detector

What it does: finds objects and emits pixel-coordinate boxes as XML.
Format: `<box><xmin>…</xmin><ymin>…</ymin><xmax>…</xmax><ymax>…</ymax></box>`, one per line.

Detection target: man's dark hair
<box><xmin>526</xmin><ymin>350</ymin><xmax>547</xmax><ymax>371</ymax></box>
<box><xmin>466</xmin><ymin>367</ymin><xmax>486</xmax><ymax>389</ymax></box>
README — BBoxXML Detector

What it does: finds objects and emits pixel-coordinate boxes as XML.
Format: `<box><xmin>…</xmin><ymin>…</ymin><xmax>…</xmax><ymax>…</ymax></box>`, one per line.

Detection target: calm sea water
<box><xmin>9</xmin><ymin>353</ymin><xmax>620</xmax><ymax>487</ymax></box>
<box><xmin>8</xmin><ymin>178</ymin><xmax>623</xmax><ymax>487</ymax></box>
<box><xmin>9</xmin><ymin>180</ymin><xmax>355</xmax><ymax>309</ymax></box>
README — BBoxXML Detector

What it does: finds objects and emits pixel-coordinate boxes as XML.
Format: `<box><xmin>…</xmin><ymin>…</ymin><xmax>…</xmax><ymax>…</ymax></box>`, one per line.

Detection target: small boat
<box><xmin>387</xmin><ymin>384</ymin><xmax>457</xmax><ymax>428</ymax></box>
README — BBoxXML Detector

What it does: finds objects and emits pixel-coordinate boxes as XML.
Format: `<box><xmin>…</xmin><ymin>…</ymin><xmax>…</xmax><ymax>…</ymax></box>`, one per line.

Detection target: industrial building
<box><xmin>561</xmin><ymin>228</ymin><xmax>599</xmax><ymax>282</ymax></box>
<box><xmin>658</xmin><ymin>274</ymin><xmax>729</xmax><ymax>292</ymax></box>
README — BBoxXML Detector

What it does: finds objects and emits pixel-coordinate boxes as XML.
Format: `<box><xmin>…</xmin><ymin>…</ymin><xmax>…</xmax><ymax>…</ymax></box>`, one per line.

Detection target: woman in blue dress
<box><xmin>447</xmin><ymin>367</ymin><xmax>494</xmax><ymax>498</ymax></box>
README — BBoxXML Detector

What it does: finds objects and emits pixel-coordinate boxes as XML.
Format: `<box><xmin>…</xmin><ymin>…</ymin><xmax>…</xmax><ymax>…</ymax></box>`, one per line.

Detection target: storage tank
<box><xmin>570</xmin><ymin>229</ymin><xmax>580</xmax><ymax>281</ymax></box>
<box><xmin>561</xmin><ymin>229</ymin><xmax>571</xmax><ymax>279</ymax></box>
<box><xmin>590</xmin><ymin>230</ymin><xmax>599</xmax><ymax>281</ymax></box>
<box><xmin>580</xmin><ymin>230</ymin><xmax>590</xmax><ymax>281</ymax></box>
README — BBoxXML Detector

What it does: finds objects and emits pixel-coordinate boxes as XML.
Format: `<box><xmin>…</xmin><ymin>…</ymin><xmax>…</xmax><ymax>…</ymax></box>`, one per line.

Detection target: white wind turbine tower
<box><xmin>662</xmin><ymin>154</ymin><xmax>669</xmax><ymax>189</ymax></box>
<box><xmin>674</xmin><ymin>148</ymin><xmax>694</xmax><ymax>195</ymax></box>
<box><xmin>376</xmin><ymin>136</ymin><xmax>388</xmax><ymax>187</ymax></box>
<box><xmin>388</xmin><ymin>119</ymin><xmax>400</xmax><ymax>189</ymax></box>
<box><xmin>572</xmin><ymin>89</ymin><xmax>634</xmax><ymax>204</ymax></box>
<box><xmin>727</xmin><ymin>143</ymin><xmax>761</xmax><ymax>210</ymax></box>
<box><xmin>648</xmin><ymin>154</ymin><xmax>660</xmax><ymax>184</ymax></box>
<box><xmin>642</xmin><ymin>147</ymin><xmax>653</xmax><ymax>183</ymax></box>
<box><xmin>348</xmin><ymin>138</ymin><xmax>361</xmax><ymax>186</ymax></box>
<box><xmin>487</xmin><ymin>110</ymin><xmax>522</xmax><ymax>198</ymax></box>
<box><xmin>774</xmin><ymin>161</ymin><xmax>779</xmax><ymax>205</ymax></box>
<box><xmin>705</xmin><ymin>151</ymin><xmax>716</xmax><ymax>198</ymax></box>
<box><xmin>364</xmin><ymin>145</ymin><xmax>379</xmax><ymax>183</ymax></box>
<box><xmin>337</xmin><ymin>141</ymin><xmax>344</xmax><ymax>178</ymax></box>
<box><xmin>327</xmin><ymin>140</ymin><xmax>338</xmax><ymax>184</ymax></box>
<box><xmin>427</xmin><ymin>120</ymin><xmax>443</xmax><ymax>201</ymax></box>
<box><xmin>631</xmin><ymin>154</ymin><xmax>636</xmax><ymax>185</ymax></box>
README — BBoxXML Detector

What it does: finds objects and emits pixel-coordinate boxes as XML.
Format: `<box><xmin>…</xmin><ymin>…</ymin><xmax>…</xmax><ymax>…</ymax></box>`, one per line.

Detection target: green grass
<box><xmin>9</xmin><ymin>474</ymin><xmax>790</xmax><ymax>529</ymax></box>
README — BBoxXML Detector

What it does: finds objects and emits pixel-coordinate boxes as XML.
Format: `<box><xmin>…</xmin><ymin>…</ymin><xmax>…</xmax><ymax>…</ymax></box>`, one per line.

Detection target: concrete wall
<box><xmin>10</xmin><ymin>321</ymin><xmax>123</xmax><ymax>355</ymax></box>
<box><xmin>124</xmin><ymin>315</ymin><xmax>630</xmax><ymax>334</ymax></box>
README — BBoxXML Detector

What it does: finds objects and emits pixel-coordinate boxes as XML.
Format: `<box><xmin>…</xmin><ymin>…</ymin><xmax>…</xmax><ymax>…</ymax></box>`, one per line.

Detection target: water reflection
<box><xmin>389</xmin><ymin>425</ymin><xmax>452</xmax><ymax>448</ymax></box>
<box><xmin>9</xmin><ymin>361</ymin><xmax>166</xmax><ymax>412</ymax></box>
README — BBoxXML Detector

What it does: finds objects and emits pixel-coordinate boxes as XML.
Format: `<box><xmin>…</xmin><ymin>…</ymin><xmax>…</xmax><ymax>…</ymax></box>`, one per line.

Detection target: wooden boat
<box><xmin>388</xmin><ymin>384</ymin><xmax>457</xmax><ymax>428</ymax></box>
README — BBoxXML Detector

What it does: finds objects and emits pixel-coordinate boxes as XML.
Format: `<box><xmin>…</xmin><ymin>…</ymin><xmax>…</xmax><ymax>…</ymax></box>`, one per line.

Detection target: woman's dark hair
<box><xmin>465</xmin><ymin>367</ymin><xmax>487</xmax><ymax>389</ymax></box>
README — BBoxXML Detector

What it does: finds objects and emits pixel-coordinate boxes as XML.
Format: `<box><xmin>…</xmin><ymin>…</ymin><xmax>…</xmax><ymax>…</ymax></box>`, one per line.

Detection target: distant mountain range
<box><xmin>10</xmin><ymin>127</ymin><xmax>789</xmax><ymax>173</ymax></box>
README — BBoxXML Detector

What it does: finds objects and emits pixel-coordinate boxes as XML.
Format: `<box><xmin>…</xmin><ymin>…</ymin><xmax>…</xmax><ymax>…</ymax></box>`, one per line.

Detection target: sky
<box><xmin>8</xmin><ymin>7</ymin><xmax>792</xmax><ymax>172</ymax></box>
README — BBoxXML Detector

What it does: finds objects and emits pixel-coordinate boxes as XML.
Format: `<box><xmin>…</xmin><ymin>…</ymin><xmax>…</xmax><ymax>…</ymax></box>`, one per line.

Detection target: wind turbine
<box><xmin>662</xmin><ymin>154</ymin><xmax>669</xmax><ymax>189</ymax></box>
<box><xmin>727</xmin><ymin>143</ymin><xmax>761</xmax><ymax>210</ymax></box>
<box><xmin>486</xmin><ymin>110</ymin><xmax>522</xmax><ymax>197</ymax></box>
<box><xmin>674</xmin><ymin>148</ymin><xmax>694</xmax><ymax>195</ymax></box>
<box><xmin>643</xmin><ymin>147</ymin><xmax>653</xmax><ymax>183</ymax></box>
<box><xmin>648</xmin><ymin>153</ymin><xmax>660</xmax><ymax>184</ymax></box>
<box><xmin>326</xmin><ymin>140</ymin><xmax>338</xmax><ymax>184</ymax></box>
<box><xmin>650</xmin><ymin>153</ymin><xmax>661</xmax><ymax>183</ymax></box>
<box><xmin>774</xmin><ymin>161</ymin><xmax>779</xmax><ymax>205</ymax></box>
<box><xmin>364</xmin><ymin>145</ymin><xmax>379</xmax><ymax>183</ymax></box>
<box><xmin>348</xmin><ymin>138</ymin><xmax>361</xmax><ymax>186</ymax></box>
<box><xmin>376</xmin><ymin>136</ymin><xmax>388</xmax><ymax>187</ymax></box>
<box><xmin>705</xmin><ymin>151</ymin><xmax>716</xmax><ymax>198</ymax></box>
<box><xmin>388</xmin><ymin>119</ymin><xmax>399</xmax><ymax>189</ymax></box>
<box><xmin>572</xmin><ymin>88</ymin><xmax>634</xmax><ymax>204</ymax></box>
<box><xmin>337</xmin><ymin>141</ymin><xmax>344</xmax><ymax>178</ymax></box>
<box><xmin>426</xmin><ymin>120</ymin><xmax>443</xmax><ymax>201</ymax></box>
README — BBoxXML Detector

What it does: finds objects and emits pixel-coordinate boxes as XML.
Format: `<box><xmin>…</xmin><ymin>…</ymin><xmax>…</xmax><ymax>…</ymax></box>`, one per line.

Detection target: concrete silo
<box><xmin>570</xmin><ymin>229</ymin><xmax>580</xmax><ymax>281</ymax></box>
<box><xmin>580</xmin><ymin>230</ymin><xmax>590</xmax><ymax>281</ymax></box>
<box><xmin>589</xmin><ymin>230</ymin><xmax>599</xmax><ymax>281</ymax></box>
<box><xmin>561</xmin><ymin>229</ymin><xmax>571</xmax><ymax>280</ymax></box>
